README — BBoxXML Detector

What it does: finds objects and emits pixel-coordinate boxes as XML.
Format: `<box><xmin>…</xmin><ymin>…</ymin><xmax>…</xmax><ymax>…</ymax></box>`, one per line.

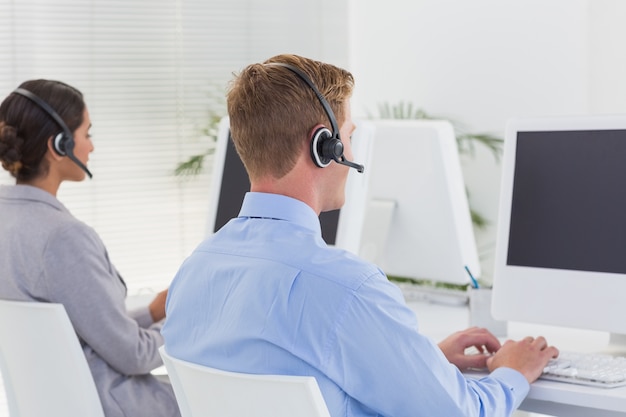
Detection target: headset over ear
<box><xmin>266</xmin><ymin>62</ymin><xmax>364</xmax><ymax>173</ymax></box>
<box><xmin>12</xmin><ymin>87</ymin><xmax>92</xmax><ymax>178</ymax></box>
<box><xmin>310</xmin><ymin>126</ymin><xmax>343</xmax><ymax>168</ymax></box>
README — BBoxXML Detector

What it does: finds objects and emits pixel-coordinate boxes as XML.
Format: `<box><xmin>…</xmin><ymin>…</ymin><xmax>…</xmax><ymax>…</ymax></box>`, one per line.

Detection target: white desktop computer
<box><xmin>492</xmin><ymin>115</ymin><xmax>626</xmax><ymax>350</ymax></box>
<box><xmin>358</xmin><ymin>119</ymin><xmax>480</xmax><ymax>286</ymax></box>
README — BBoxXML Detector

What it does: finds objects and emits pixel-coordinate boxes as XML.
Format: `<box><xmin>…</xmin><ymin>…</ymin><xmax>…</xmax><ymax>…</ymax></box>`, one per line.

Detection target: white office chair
<box><xmin>159</xmin><ymin>346</ymin><xmax>331</xmax><ymax>417</ymax></box>
<box><xmin>0</xmin><ymin>300</ymin><xmax>105</xmax><ymax>417</ymax></box>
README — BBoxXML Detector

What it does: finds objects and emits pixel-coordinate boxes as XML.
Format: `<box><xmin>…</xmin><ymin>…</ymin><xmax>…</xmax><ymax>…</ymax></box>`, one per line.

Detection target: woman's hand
<box><xmin>148</xmin><ymin>289</ymin><xmax>168</xmax><ymax>322</ymax></box>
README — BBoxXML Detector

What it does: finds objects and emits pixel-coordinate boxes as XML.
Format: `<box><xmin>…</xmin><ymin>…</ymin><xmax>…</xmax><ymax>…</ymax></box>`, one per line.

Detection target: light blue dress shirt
<box><xmin>163</xmin><ymin>192</ymin><xmax>528</xmax><ymax>417</ymax></box>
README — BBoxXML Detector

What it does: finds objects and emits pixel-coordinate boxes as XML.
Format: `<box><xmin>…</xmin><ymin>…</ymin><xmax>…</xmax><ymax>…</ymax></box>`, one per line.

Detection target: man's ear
<box><xmin>308</xmin><ymin>124</ymin><xmax>326</xmax><ymax>140</ymax></box>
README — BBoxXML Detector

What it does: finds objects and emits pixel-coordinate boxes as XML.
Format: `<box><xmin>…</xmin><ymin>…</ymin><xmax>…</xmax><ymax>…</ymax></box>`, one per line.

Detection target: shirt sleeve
<box><xmin>42</xmin><ymin>220</ymin><xmax>163</xmax><ymax>375</ymax></box>
<box><xmin>128</xmin><ymin>305</ymin><xmax>156</xmax><ymax>329</ymax></box>
<box><xmin>322</xmin><ymin>273</ymin><xmax>529</xmax><ymax>417</ymax></box>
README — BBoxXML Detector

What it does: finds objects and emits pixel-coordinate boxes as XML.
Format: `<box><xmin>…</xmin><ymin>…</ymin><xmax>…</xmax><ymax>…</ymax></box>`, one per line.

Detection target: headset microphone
<box><xmin>337</xmin><ymin>157</ymin><xmax>365</xmax><ymax>173</ymax></box>
<box><xmin>12</xmin><ymin>88</ymin><xmax>93</xmax><ymax>179</ymax></box>
<box><xmin>267</xmin><ymin>62</ymin><xmax>365</xmax><ymax>174</ymax></box>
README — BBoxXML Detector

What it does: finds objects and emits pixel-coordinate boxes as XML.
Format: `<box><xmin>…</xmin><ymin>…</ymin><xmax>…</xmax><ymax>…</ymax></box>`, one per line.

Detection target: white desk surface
<box><xmin>406</xmin><ymin>298</ymin><xmax>626</xmax><ymax>417</ymax></box>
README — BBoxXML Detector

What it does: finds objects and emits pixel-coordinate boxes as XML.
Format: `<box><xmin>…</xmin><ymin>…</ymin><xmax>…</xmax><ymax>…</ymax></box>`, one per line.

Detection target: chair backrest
<box><xmin>0</xmin><ymin>300</ymin><xmax>105</xmax><ymax>417</ymax></box>
<box><xmin>159</xmin><ymin>346</ymin><xmax>331</xmax><ymax>417</ymax></box>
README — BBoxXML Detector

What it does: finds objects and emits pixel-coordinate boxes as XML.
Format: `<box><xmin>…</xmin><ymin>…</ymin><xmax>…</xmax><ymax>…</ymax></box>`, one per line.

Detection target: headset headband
<box><xmin>13</xmin><ymin>88</ymin><xmax>73</xmax><ymax>139</ymax></box>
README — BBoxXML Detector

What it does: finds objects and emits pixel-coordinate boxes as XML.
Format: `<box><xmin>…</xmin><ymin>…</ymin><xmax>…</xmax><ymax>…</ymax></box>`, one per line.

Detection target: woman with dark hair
<box><xmin>0</xmin><ymin>80</ymin><xmax>180</xmax><ymax>417</ymax></box>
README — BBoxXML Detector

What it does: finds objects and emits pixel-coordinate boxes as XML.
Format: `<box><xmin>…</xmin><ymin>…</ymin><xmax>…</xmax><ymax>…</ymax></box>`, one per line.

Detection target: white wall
<box><xmin>350</xmin><ymin>0</ymin><xmax>626</xmax><ymax>281</ymax></box>
<box><xmin>589</xmin><ymin>1</ymin><xmax>626</xmax><ymax>113</ymax></box>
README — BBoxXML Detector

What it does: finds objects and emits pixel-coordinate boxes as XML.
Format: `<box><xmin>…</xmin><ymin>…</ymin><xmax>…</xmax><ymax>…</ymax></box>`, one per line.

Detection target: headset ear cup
<box><xmin>53</xmin><ymin>132</ymin><xmax>75</xmax><ymax>157</ymax></box>
<box><xmin>310</xmin><ymin>127</ymin><xmax>345</xmax><ymax>169</ymax></box>
<box><xmin>53</xmin><ymin>132</ymin><xmax>68</xmax><ymax>156</ymax></box>
<box><xmin>310</xmin><ymin>127</ymin><xmax>333</xmax><ymax>168</ymax></box>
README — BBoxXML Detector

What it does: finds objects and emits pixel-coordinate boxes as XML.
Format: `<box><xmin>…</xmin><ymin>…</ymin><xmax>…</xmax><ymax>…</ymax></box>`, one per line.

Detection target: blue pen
<box><xmin>464</xmin><ymin>265</ymin><xmax>479</xmax><ymax>289</ymax></box>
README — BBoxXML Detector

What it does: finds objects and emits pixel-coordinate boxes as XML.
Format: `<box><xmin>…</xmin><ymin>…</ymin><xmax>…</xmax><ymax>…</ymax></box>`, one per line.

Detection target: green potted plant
<box><xmin>175</xmin><ymin>87</ymin><xmax>227</xmax><ymax>177</ymax></box>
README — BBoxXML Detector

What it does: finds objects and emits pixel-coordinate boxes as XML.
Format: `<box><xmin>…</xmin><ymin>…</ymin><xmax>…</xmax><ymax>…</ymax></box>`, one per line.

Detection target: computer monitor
<box><xmin>357</xmin><ymin>120</ymin><xmax>480</xmax><ymax>286</ymax></box>
<box><xmin>206</xmin><ymin>117</ymin><xmax>374</xmax><ymax>254</ymax></box>
<box><xmin>492</xmin><ymin>115</ymin><xmax>626</xmax><ymax>341</ymax></box>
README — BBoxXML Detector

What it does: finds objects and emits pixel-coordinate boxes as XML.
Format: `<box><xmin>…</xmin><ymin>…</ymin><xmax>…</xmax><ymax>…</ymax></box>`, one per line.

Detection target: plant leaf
<box><xmin>174</xmin><ymin>151</ymin><xmax>212</xmax><ymax>177</ymax></box>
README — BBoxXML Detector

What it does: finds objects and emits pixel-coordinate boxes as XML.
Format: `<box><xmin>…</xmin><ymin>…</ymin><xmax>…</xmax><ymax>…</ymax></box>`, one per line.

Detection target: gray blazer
<box><xmin>0</xmin><ymin>185</ymin><xmax>180</xmax><ymax>417</ymax></box>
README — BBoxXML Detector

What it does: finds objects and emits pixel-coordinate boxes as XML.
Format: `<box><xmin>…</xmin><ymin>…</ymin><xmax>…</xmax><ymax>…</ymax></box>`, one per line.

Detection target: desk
<box><xmin>406</xmin><ymin>298</ymin><xmax>626</xmax><ymax>417</ymax></box>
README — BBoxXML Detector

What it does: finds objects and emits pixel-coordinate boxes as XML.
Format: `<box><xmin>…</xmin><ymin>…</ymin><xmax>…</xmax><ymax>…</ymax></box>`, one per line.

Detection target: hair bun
<box><xmin>0</xmin><ymin>122</ymin><xmax>24</xmax><ymax>176</ymax></box>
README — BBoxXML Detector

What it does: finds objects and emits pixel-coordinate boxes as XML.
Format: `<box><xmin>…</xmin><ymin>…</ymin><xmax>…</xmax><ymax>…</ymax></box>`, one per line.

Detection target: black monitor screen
<box><xmin>507</xmin><ymin>129</ymin><xmax>626</xmax><ymax>274</ymax></box>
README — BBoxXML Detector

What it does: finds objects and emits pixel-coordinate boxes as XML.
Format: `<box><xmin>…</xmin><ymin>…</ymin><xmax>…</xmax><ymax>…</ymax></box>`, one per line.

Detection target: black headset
<box><xmin>267</xmin><ymin>63</ymin><xmax>365</xmax><ymax>173</ymax></box>
<box><xmin>12</xmin><ymin>87</ymin><xmax>93</xmax><ymax>178</ymax></box>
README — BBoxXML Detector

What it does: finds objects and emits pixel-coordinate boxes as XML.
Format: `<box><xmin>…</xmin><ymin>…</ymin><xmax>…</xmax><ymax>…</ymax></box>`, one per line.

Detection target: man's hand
<box><xmin>438</xmin><ymin>327</ymin><xmax>501</xmax><ymax>370</ymax></box>
<box><xmin>487</xmin><ymin>336</ymin><xmax>559</xmax><ymax>383</ymax></box>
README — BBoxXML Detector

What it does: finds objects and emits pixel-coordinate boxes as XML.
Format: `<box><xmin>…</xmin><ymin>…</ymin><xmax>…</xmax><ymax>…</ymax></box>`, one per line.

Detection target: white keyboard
<box><xmin>541</xmin><ymin>351</ymin><xmax>626</xmax><ymax>388</ymax></box>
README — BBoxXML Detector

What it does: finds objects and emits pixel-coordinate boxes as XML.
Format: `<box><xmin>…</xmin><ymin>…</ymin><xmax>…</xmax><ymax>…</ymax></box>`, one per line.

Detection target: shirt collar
<box><xmin>238</xmin><ymin>192</ymin><xmax>322</xmax><ymax>235</ymax></box>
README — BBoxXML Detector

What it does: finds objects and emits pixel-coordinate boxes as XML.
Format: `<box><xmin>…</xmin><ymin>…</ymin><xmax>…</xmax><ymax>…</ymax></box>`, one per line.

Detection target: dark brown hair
<box><xmin>0</xmin><ymin>79</ymin><xmax>84</xmax><ymax>181</ymax></box>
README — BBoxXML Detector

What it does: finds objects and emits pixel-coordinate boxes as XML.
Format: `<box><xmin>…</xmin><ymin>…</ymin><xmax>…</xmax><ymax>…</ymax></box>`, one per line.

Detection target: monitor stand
<box><xmin>607</xmin><ymin>333</ymin><xmax>626</xmax><ymax>356</ymax></box>
<box><xmin>358</xmin><ymin>199</ymin><xmax>396</xmax><ymax>264</ymax></box>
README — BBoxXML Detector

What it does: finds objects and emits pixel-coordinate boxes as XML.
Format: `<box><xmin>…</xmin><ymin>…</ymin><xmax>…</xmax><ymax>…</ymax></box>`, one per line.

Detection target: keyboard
<box><xmin>541</xmin><ymin>351</ymin><xmax>626</xmax><ymax>388</ymax></box>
